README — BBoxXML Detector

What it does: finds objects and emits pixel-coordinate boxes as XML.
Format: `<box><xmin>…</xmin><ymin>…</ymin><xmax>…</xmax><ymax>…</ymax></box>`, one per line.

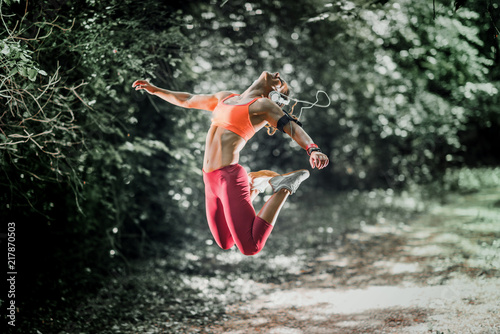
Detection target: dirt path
<box><xmin>205</xmin><ymin>189</ymin><xmax>500</xmax><ymax>334</ymax></box>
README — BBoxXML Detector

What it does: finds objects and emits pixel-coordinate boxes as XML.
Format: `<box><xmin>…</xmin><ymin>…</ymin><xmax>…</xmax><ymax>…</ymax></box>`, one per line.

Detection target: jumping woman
<box><xmin>132</xmin><ymin>71</ymin><xmax>329</xmax><ymax>255</ymax></box>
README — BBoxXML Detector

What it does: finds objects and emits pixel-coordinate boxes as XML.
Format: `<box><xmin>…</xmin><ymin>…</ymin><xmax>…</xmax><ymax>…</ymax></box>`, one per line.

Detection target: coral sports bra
<box><xmin>211</xmin><ymin>94</ymin><xmax>258</xmax><ymax>141</ymax></box>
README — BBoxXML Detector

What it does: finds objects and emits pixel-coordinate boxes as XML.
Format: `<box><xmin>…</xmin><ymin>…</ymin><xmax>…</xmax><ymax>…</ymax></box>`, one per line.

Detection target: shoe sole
<box><xmin>270</xmin><ymin>169</ymin><xmax>310</xmax><ymax>194</ymax></box>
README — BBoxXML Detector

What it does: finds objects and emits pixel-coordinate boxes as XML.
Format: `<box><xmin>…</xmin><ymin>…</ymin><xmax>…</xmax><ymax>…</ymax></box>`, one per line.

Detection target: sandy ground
<box><xmin>204</xmin><ymin>189</ymin><xmax>500</xmax><ymax>334</ymax></box>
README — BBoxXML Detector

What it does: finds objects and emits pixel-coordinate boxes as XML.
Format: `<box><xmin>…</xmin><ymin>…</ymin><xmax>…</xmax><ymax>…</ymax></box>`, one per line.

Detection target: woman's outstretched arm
<box><xmin>259</xmin><ymin>99</ymin><xmax>330</xmax><ymax>170</ymax></box>
<box><xmin>132</xmin><ymin>80</ymin><xmax>231</xmax><ymax>112</ymax></box>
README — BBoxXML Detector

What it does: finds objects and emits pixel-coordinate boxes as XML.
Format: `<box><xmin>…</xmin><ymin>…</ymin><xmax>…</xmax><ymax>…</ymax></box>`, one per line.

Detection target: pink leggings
<box><xmin>203</xmin><ymin>164</ymin><xmax>273</xmax><ymax>255</ymax></box>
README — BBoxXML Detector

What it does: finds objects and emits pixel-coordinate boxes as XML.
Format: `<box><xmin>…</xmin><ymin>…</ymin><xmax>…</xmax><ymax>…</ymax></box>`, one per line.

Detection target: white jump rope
<box><xmin>268</xmin><ymin>90</ymin><xmax>331</xmax><ymax>137</ymax></box>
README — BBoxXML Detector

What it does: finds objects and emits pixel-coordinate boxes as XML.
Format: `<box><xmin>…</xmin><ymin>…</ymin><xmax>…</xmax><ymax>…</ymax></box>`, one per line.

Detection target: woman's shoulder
<box><xmin>249</xmin><ymin>97</ymin><xmax>281</xmax><ymax>114</ymax></box>
<box><xmin>214</xmin><ymin>91</ymin><xmax>238</xmax><ymax>101</ymax></box>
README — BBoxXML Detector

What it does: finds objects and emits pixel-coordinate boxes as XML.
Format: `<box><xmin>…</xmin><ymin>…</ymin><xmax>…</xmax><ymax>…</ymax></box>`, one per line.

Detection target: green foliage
<box><xmin>183</xmin><ymin>0</ymin><xmax>499</xmax><ymax>190</ymax></box>
<box><xmin>0</xmin><ymin>39</ymin><xmax>47</xmax><ymax>80</ymax></box>
<box><xmin>2</xmin><ymin>0</ymin><xmax>206</xmax><ymax>240</ymax></box>
<box><xmin>442</xmin><ymin>167</ymin><xmax>500</xmax><ymax>193</ymax></box>
<box><xmin>1</xmin><ymin>7</ymin><xmax>83</xmax><ymax>220</ymax></box>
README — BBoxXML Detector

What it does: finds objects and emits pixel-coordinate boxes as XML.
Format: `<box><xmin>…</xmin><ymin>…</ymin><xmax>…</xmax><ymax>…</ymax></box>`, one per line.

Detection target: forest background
<box><xmin>1</xmin><ymin>0</ymin><xmax>499</xmax><ymax>333</ymax></box>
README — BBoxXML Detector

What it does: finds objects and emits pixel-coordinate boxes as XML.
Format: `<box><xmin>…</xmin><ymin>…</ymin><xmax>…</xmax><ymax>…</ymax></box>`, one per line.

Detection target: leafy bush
<box><xmin>1</xmin><ymin>1</ymin><xmax>208</xmax><ymax>331</ymax></box>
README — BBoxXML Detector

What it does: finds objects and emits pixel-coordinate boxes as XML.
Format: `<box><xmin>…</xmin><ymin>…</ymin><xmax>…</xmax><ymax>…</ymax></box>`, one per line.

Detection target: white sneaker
<box><xmin>248</xmin><ymin>170</ymin><xmax>280</xmax><ymax>193</ymax></box>
<box><xmin>270</xmin><ymin>169</ymin><xmax>310</xmax><ymax>194</ymax></box>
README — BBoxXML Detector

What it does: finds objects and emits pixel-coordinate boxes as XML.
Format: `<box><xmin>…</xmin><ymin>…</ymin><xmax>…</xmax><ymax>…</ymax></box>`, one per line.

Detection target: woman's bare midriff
<box><xmin>203</xmin><ymin>126</ymin><xmax>247</xmax><ymax>173</ymax></box>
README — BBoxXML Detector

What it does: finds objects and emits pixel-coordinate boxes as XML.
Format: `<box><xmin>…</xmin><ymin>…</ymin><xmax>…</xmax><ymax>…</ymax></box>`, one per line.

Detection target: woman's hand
<box><xmin>132</xmin><ymin>80</ymin><xmax>157</xmax><ymax>94</ymax></box>
<box><xmin>310</xmin><ymin>151</ymin><xmax>329</xmax><ymax>169</ymax></box>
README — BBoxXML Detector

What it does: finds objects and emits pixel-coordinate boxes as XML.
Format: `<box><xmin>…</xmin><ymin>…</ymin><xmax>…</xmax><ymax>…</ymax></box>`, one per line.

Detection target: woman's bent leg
<box><xmin>205</xmin><ymin>165</ymin><xmax>292</xmax><ymax>255</ymax></box>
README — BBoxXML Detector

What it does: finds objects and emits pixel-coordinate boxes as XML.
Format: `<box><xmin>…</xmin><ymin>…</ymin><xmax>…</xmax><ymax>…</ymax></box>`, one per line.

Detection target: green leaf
<box><xmin>28</xmin><ymin>68</ymin><xmax>37</xmax><ymax>81</ymax></box>
<box><xmin>20</xmin><ymin>53</ymin><xmax>32</xmax><ymax>61</ymax></box>
<box><xmin>1</xmin><ymin>44</ymin><xmax>10</xmax><ymax>55</ymax></box>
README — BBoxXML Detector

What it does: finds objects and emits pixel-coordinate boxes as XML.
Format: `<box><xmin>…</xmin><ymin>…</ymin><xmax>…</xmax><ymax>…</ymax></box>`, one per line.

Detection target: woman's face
<box><xmin>263</xmin><ymin>71</ymin><xmax>289</xmax><ymax>95</ymax></box>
